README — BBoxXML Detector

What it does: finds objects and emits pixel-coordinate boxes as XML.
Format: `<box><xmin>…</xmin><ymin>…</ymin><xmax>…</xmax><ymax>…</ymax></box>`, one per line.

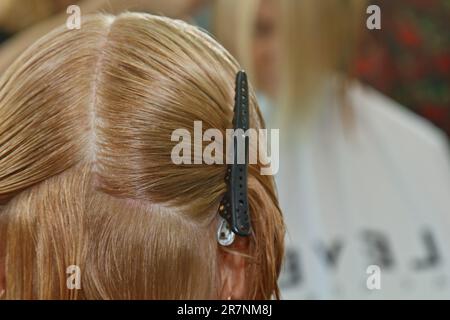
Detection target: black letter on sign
<box><xmin>316</xmin><ymin>239</ymin><xmax>343</xmax><ymax>269</ymax></box>
<box><xmin>279</xmin><ymin>248</ymin><xmax>303</xmax><ymax>289</ymax></box>
<box><xmin>413</xmin><ymin>229</ymin><xmax>441</xmax><ymax>270</ymax></box>
<box><xmin>362</xmin><ymin>230</ymin><xmax>395</xmax><ymax>269</ymax></box>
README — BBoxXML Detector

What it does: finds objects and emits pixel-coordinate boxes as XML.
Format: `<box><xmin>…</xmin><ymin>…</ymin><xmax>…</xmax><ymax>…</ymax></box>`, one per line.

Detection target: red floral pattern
<box><xmin>355</xmin><ymin>0</ymin><xmax>450</xmax><ymax>137</ymax></box>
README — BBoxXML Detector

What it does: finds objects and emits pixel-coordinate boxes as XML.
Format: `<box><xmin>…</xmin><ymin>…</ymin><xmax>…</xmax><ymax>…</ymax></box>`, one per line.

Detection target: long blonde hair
<box><xmin>0</xmin><ymin>13</ymin><xmax>284</xmax><ymax>299</ymax></box>
<box><xmin>213</xmin><ymin>0</ymin><xmax>260</xmax><ymax>79</ymax></box>
<box><xmin>0</xmin><ymin>0</ymin><xmax>58</xmax><ymax>32</ymax></box>
<box><xmin>213</xmin><ymin>0</ymin><xmax>366</xmax><ymax>121</ymax></box>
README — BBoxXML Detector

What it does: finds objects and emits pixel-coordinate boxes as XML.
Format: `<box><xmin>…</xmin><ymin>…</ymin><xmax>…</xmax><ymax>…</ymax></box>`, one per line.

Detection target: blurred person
<box><xmin>214</xmin><ymin>0</ymin><xmax>450</xmax><ymax>299</ymax></box>
<box><xmin>0</xmin><ymin>12</ymin><xmax>284</xmax><ymax>299</ymax></box>
<box><xmin>0</xmin><ymin>0</ymin><xmax>209</xmax><ymax>74</ymax></box>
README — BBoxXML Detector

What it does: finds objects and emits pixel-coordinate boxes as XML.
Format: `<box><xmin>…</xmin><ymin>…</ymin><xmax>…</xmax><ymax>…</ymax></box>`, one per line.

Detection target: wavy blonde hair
<box><xmin>0</xmin><ymin>12</ymin><xmax>284</xmax><ymax>299</ymax></box>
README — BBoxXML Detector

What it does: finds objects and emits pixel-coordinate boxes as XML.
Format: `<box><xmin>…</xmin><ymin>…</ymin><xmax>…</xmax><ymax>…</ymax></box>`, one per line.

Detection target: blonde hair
<box><xmin>0</xmin><ymin>0</ymin><xmax>57</xmax><ymax>32</ymax></box>
<box><xmin>213</xmin><ymin>0</ymin><xmax>260</xmax><ymax>79</ymax></box>
<box><xmin>213</xmin><ymin>0</ymin><xmax>366</xmax><ymax>120</ymax></box>
<box><xmin>0</xmin><ymin>13</ymin><xmax>284</xmax><ymax>299</ymax></box>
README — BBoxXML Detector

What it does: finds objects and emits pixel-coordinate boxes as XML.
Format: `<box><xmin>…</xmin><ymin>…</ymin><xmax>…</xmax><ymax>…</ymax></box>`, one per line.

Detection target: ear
<box><xmin>0</xmin><ymin>220</ymin><xmax>5</xmax><ymax>297</ymax></box>
<box><xmin>0</xmin><ymin>210</ymin><xmax>8</xmax><ymax>298</ymax></box>
<box><xmin>0</xmin><ymin>246</ymin><xmax>5</xmax><ymax>297</ymax></box>
<box><xmin>219</xmin><ymin>236</ymin><xmax>249</xmax><ymax>300</ymax></box>
<box><xmin>0</xmin><ymin>210</ymin><xmax>5</xmax><ymax>297</ymax></box>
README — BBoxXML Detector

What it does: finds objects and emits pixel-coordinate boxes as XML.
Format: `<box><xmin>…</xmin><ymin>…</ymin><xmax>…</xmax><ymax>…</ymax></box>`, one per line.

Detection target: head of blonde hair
<box><xmin>0</xmin><ymin>0</ymin><xmax>61</xmax><ymax>32</ymax></box>
<box><xmin>0</xmin><ymin>12</ymin><xmax>284</xmax><ymax>299</ymax></box>
<box><xmin>213</xmin><ymin>0</ymin><xmax>367</xmax><ymax>121</ymax></box>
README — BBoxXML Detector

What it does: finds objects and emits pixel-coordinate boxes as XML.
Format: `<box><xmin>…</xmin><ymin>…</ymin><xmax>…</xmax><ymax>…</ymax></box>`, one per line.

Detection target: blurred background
<box><xmin>0</xmin><ymin>0</ymin><xmax>449</xmax><ymax>300</ymax></box>
<box><xmin>0</xmin><ymin>0</ymin><xmax>448</xmax><ymax>136</ymax></box>
<box><xmin>356</xmin><ymin>0</ymin><xmax>450</xmax><ymax>137</ymax></box>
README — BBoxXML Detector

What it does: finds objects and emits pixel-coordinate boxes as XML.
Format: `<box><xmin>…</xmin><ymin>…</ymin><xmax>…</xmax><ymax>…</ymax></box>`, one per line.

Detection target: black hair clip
<box><xmin>217</xmin><ymin>71</ymin><xmax>251</xmax><ymax>246</ymax></box>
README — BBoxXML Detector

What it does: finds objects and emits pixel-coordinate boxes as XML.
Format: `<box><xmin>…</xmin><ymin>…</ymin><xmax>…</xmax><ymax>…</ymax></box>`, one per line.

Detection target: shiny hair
<box><xmin>0</xmin><ymin>12</ymin><xmax>284</xmax><ymax>299</ymax></box>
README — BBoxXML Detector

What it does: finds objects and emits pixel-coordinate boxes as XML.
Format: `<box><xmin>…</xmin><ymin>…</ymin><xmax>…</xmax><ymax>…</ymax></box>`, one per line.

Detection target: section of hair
<box><xmin>0</xmin><ymin>13</ymin><xmax>284</xmax><ymax>299</ymax></box>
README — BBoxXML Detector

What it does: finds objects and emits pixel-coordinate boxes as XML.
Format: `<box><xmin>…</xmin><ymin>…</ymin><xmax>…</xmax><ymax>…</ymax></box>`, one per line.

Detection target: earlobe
<box><xmin>219</xmin><ymin>236</ymin><xmax>249</xmax><ymax>300</ymax></box>
<box><xmin>0</xmin><ymin>254</ymin><xmax>5</xmax><ymax>298</ymax></box>
<box><xmin>0</xmin><ymin>212</ymin><xmax>7</xmax><ymax>297</ymax></box>
<box><xmin>0</xmin><ymin>230</ymin><xmax>5</xmax><ymax>298</ymax></box>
